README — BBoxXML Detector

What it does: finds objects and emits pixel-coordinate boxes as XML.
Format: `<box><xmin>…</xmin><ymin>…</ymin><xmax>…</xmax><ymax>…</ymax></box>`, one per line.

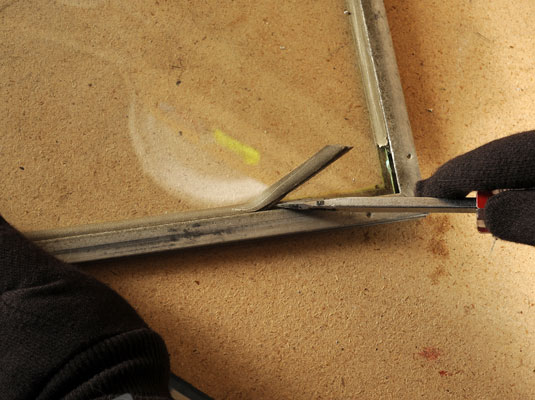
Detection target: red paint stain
<box><xmin>439</xmin><ymin>370</ymin><xmax>449</xmax><ymax>376</ymax></box>
<box><xmin>418</xmin><ymin>347</ymin><xmax>441</xmax><ymax>361</ymax></box>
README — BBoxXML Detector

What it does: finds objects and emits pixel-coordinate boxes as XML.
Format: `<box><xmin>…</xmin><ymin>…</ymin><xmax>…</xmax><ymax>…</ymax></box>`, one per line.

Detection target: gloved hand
<box><xmin>415</xmin><ymin>130</ymin><xmax>535</xmax><ymax>246</ymax></box>
<box><xmin>0</xmin><ymin>216</ymin><xmax>172</xmax><ymax>400</ymax></box>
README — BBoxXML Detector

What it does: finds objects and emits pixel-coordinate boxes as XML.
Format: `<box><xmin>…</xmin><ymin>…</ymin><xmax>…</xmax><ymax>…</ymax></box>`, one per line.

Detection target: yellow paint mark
<box><xmin>214</xmin><ymin>129</ymin><xmax>260</xmax><ymax>165</ymax></box>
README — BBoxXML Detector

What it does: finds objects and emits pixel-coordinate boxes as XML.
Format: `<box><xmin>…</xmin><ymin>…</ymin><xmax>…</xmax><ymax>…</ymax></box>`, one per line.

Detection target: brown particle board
<box><xmin>3</xmin><ymin>1</ymin><xmax>535</xmax><ymax>399</ymax></box>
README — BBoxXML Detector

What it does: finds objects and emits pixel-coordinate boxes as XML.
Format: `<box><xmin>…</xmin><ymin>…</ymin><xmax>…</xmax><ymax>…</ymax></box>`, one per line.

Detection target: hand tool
<box><xmin>277</xmin><ymin>192</ymin><xmax>491</xmax><ymax>232</ymax></box>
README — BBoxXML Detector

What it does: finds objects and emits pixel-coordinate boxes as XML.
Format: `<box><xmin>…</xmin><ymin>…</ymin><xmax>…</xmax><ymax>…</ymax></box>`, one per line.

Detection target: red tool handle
<box><xmin>476</xmin><ymin>191</ymin><xmax>493</xmax><ymax>233</ymax></box>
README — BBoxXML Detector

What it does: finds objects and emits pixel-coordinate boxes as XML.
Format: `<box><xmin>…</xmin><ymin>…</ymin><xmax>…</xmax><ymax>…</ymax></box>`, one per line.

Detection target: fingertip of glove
<box><xmin>0</xmin><ymin>214</ymin><xmax>10</xmax><ymax>228</ymax></box>
<box><xmin>414</xmin><ymin>179</ymin><xmax>427</xmax><ymax>197</ymax></box>
<box><xmin>415</xmin><ymin>178</ymin><xmax>442</xmax><ymax>197</ymax></box>
<box><xmin>415</xmin><ymin>178</ymin><xmax>450</xmax><ymax>198</ymax></box>
<box><xmin>486</xmin><ymin>191</ymin><xmax>535</xmax><ymax>246</ymax></box>
<box><xmin>0</xmin><ymin>215</ymin><xmax>19</xmax><ymax>237</ymax></box>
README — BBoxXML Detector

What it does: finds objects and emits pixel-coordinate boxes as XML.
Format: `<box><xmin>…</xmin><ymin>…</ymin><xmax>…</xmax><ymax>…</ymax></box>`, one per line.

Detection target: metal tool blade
<box><xmin>277</xmin><ymin>196</ymin><xmax>477</xmax><ymax>214</ymax></box>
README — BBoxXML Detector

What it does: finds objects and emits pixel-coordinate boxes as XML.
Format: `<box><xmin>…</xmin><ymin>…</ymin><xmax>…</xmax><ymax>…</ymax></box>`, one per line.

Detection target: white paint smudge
<box><xmin>128</xmin><ymin>97</ymin><xmax>267</xmax><ymax>206</ymax></box>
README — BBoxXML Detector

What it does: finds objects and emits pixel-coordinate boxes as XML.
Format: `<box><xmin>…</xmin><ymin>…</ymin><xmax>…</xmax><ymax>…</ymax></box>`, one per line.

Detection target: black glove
<box><xmin>0</xmin><ymin>216</ymin><xmax>172</xmax><ymax>400</ymax></box>
<box><xmin>415</xmin><ymin>130</ymin><xmax>535</xmax><ymax>246</ymax></box>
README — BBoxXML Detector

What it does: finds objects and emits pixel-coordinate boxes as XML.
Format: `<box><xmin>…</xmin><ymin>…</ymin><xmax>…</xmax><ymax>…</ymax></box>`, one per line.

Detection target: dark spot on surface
<box><xmin>429</xmin><ymin>215</ymin><xmax>452</xmax><ymax>235</ymax></box>
<box><xmin>439</xmin><ymin>370</ymin><xmax>449</xmax><ymax>376</ymax></box>
<box><xmin>429</xmin><ymin>264</ymin><xmax>449</xmax><ymax>285</ymax></box>
<box><xmin>425</xmin><ymin>216</ymin><xmax>451</xmax><ymax>282</ymax></box>
<box><xmin>194</xmin><ymin>280</ymin><xmax>200</xmax><ymax>285</ymax></box>
<box><xmin>19</xmin><ymin>166</ymin><xmax>24</xmax><ymax>170</ymax></box>
<box><xmin>88</xmin><ymin>83</ymin><xmax>92</xmax><ymax>87</ymax></box>
<box><xmin>176</xmin><ymin>80</ymin><xmax>182</xmax><ymax>86</ymax></box>
<box><xmin>178</xmin><ymin>131</ymin><xmax>183</xmax><ymax>136</ymax></box>
<box><xmin>464</xmin><ymin>304</ymin><xmax>475</xmax><ymax>315</ymax></box>
<box><xmin>427</xmin><ymin>238</ymin><xmax>449</xmax><ymax>258</ymax></box>
<box><xmin>418</xmin><ymin>347</ymin><xmax>441</xmax><ymax>361</ymax></box>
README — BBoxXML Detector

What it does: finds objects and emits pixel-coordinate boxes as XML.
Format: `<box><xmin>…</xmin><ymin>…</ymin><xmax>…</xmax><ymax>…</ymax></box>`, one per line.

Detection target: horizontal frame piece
<box><xmin>30</xmin><ymin>209</ymin><xmax>424</xmax><ymax>263</ymax></box>
<box><xmin>27</xmin><ymin>0</ymin><xmax>423</xmax><ymax>263</ymax></box>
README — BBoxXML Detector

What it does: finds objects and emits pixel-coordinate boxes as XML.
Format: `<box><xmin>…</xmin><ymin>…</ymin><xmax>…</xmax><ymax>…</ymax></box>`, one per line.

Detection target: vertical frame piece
<box><xmin>346</xmin><ymin>0</ymin><xmax>421</xmax><ymax>196</ymax></box>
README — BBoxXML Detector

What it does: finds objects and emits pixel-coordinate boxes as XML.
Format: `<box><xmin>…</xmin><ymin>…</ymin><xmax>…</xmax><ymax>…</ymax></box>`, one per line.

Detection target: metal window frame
<box><xmin>27</xmin><ymin>0</ymin><xmax>422</xmax><ymax>263</ymax></box>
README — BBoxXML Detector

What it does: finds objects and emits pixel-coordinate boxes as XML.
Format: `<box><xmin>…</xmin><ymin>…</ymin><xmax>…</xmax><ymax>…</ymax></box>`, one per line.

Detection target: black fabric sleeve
<box><xmin>415</xmin><ymin>130</ymin><xmax>535</xmax><ymax>245</ymax></box>
<box><xmin>0</xmin><ymin>216</ymin><xmax>172</xmax><ymax>400</ymax></box>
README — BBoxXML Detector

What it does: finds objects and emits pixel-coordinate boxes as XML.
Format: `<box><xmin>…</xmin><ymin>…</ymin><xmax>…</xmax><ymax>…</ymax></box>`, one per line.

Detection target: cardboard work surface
<box><xmin>3</xmin><ymin>0</ymin><xmax>535</xmax><ymax>399</ymax></box>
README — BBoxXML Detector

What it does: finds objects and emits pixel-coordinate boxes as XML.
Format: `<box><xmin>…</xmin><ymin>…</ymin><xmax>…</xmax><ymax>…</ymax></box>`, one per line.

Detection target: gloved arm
<box><xmin>0</xmin><ymin>216</ymin><xmax>172</xmax><ymax>400</ymax></box>
<box><xmin>415</xmin><ymin>130</ymin><xmax>535</xmax><ymax>245</ymax></box>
